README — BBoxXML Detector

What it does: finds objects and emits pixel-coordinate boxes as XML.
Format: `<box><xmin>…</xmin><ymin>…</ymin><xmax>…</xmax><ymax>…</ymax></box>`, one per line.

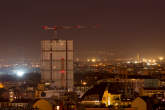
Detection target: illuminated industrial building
<box><xmin>40</xmin><ymin>40</ymin><xmax>73</xmax><ymax>91</ymax></box>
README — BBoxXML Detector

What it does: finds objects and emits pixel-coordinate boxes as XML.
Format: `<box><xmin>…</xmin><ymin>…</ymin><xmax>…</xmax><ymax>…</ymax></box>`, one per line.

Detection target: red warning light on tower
<box><xmin>60</xmin><ymin>70</ymin><xmax>65</xmax><ymax>74</ymax></box>
<box><xmin>53</xmin><ymin>26</ymin><xmax>57</xmax><ymax>30</ymax></box>
<box><xmin>60</xmin><ymin>58</ymin><xmax>65</xmax><ymax>74</ymax></box>
<box><xmin>95</xmin><ymin>24</ymin><xmax>99</xmax><ymax>28</ymax></box>
<box><xmin>75</xmin><ymin>25</ymin><xmax>81</xmax><ymax>29</ymax></box>
<box><xmin>42</xmin><ymin>25</ymin><xmax>49</xmax><ymax>30</ymax></box>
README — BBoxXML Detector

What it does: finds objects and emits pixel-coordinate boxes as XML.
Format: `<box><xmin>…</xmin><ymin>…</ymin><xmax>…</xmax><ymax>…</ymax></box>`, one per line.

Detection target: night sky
<box><xmin>0</xmin><ymin>0</ymin><xmax>165</xmax><ymax>61</ymax></box>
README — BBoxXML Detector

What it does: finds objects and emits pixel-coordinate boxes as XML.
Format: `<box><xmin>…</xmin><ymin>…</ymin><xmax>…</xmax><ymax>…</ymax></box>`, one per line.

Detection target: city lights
<box><xmin>152</xmin><ymin>59</ymin><xmax>156</xmax><ymax>63</ymax></box>
<box><xmin>142</xmin><ymin>58</ymin><xmax>147</xmax><ymax>62</ymax></box>
<box><xmin>134</xmin><ymin>61</ymin><xmax>138</xmax><ymax>64</ymax></box>
<box><xmin>1</xmin><ymin>0</ymin><xmax>165</xmax><ymax>109</ymax></box>
<box><xmin>82</xmin><ymin>81</ymin><xmax>87</xmax><ymax>86</ymax></box>
<box><xmin>56</xmin><ymin>106</ymin><xmax>60</xmax><ymax>110</ymax></box>
<box><xmin>148</xmin><ymin>59</ymin><xmax>152</xmax><ymax>63</ymax></box>
<box><xmin>125</xmin><ymin>56</ymin><xmax>165</xmax><ymax>66</ymax></box>
<box><xmin>87</xmin><ymin>59</ymin><xmax>90</xmax><ymax>62</ymax></box>
<box><xmin>159</xmin><ymin>57</ymin><xmax>164</xmax><ymax>61</ymax></box>
<box><xmin>87</xmin><ymin>58</ymin><xmax>98</xmax><ymax>63</ymax></box>
<box><xmin>16</xmin><ymin>70</ymin><xmax>25</xmax><ymax>77</ymax></box>
<box><xmin>91</xmin><ymin>58</ymin><xmax>96</xmax><ymax>62</ymax></box>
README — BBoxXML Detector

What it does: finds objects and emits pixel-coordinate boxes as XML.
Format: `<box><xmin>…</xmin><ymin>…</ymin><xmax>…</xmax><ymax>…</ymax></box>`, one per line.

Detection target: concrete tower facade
<box><xmin>41</xmin><ymin>40</ymin><xmax>73</xmax><ymax>91</ymax></box>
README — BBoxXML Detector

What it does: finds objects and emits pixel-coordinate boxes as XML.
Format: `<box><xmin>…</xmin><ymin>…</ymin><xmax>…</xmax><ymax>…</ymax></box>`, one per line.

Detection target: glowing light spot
<box><xmin>134</xmin><ymin>61</ymin><xmax>138</xmax><ymax>64</ymax></box>
<box><xmin>60</xmin><ymin>70</ymin><xmax>65</xmax><ymax>74</ymax></box>
<box><xmin>159</xmin><ymin>57</ymin><xmax>164</xmax><ymax>61</ymax></box>
<box><xmin>91</xmin><ymin>58</ymin><xmax>96</xmax><ymax>62</ymax></box>
<box><xmin>127</xmin><ymin>61</ymin><xmax>130</xmax><ymax>64</ymax></box>
<box><xmin>16</xmin><ymin>71</ymin><xmax>24</xmax><ymax>77</ymax></box>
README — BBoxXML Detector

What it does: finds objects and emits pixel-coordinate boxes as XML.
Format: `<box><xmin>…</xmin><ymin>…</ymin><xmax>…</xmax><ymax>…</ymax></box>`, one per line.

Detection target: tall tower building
<box><xmin>41</xmin><ymin>40</ymin><xmax>73</xmax><ymax>91</ymax></box>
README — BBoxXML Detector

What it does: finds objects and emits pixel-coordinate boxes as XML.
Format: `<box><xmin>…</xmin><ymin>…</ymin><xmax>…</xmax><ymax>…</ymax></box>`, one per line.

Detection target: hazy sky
<box><xmin>0</xmin><ymin>0</ymin><xmax>165</xmax><ymax>60</ymax></box>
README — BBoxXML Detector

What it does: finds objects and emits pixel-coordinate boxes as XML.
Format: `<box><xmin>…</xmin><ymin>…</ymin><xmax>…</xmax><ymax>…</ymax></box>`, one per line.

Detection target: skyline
<box><xmin>0</xmin><ymin>0</ymin><xmax>165</xmax><ymax>60</ymax></box>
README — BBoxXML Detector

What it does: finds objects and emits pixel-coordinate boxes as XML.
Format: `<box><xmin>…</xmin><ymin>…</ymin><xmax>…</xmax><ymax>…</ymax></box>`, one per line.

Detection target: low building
<box><xmin>0</xmin><ymin>99</ymin><xmax>33</xmax><ymax>109</ymax></box>
<box><xmin>102</xmin><ymin>88</ymin><xmax>121</xmax><ymax>107</ymax></box>
<box><xmin>81</xmin><ymin>82</ymin><xmax>124</xmax><ymax>108</ymax></box>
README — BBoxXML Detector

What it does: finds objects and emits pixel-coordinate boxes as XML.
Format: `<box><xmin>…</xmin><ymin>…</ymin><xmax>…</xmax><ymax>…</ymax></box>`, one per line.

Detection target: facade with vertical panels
<box><xmin>40</xmin><ymin>40</ymin><xmax>73</xmax><ymax>91</ymax></box>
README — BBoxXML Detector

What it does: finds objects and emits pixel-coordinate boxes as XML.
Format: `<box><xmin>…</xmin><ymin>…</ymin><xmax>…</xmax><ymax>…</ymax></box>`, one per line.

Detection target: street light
<box><xmin>82</xmin><ymin>81</ymin><xmax>87</xmax><ymax>92</ymax></box>
<box><xmin>82</xmin><ymin>81</ymin><xmax>87</xmax><ymax>86</ymax></box>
